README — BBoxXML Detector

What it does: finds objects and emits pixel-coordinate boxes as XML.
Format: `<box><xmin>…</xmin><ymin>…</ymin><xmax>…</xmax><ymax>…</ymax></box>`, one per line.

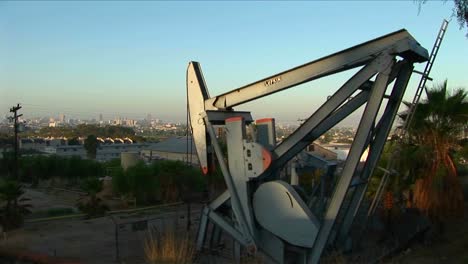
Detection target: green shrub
<box><xmin>104</xmin><ymin>158</ymin><xmax>121</xmax><ymax>168</ymax></box>
<box><xmin>46</xmin><ymin>207</ymin><xmax>75</xmax><ymax>217</ymax></box>
<box><xmin>111</xmin><ymin>161</ymin><xmax>159</xmax><ymax>205</ymax></box>
<box><xmin>111</xmin><ymin>166</ymin><xmax>129</xmax><ymax>195</ymax></box>
<box><xmin>8</xmin><ymin>155</ymin><xmax>106</xmax><ymax>184</ymax></box>
<box><xmin>126</xmin><ymin>161</ymin><xmax>159</xmax><ymax>204</ymax></box>
<box><xmin>81</xmin><ymin>177</ymin><xmax>102</xmax><ymax>195</ymax></box>
<box><xmin>155</xmin><ymin>160</ymin><xmax>206</xmax><ymax>202</ymax></box>
<box><xmin>111</xmin><ymin>160</ymin><xmax>206</xmax><ymax>204</ymax></box>
<box><xmin>77</xmin><ymin>177</ymin><xmax>108</xmax><ymax>218</ymax></box>
<box><xmin>0</xmin><ymin>179</ymin><xmax>32</xmax><ymax>231</ymax></box>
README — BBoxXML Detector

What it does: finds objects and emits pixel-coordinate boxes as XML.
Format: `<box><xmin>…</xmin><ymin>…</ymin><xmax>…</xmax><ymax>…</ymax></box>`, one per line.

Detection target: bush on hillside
<box><xmin>111</xmin><ymin>160</ymin><xmax>206</xmax><ymax>204</ymax></box>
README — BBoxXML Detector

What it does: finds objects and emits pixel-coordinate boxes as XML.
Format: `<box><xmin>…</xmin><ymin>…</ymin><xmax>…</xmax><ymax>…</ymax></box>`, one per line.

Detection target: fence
<box><xmin>109</xmin><ymin>203</ymin><xmax>201</xmax><ymax>263</ymax></box>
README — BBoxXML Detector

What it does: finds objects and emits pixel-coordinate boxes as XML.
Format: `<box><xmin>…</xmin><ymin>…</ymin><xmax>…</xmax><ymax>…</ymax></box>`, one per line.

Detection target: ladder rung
<box><xmin>412</xmin><ymin>70</ymin><xmax>433</xmax><ymax>81</ymax></box>
<box><xmin>402</xmin><ymin>19</ymin><xmax>448</xmax><ymax>142</ymax></box>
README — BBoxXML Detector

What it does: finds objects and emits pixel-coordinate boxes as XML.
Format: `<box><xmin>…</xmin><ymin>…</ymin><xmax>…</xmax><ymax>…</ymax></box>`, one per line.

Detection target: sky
<box><xmin>1</xmin><ymin>1</ymin><xmax>467</xmax><ymax>125</ymax></box>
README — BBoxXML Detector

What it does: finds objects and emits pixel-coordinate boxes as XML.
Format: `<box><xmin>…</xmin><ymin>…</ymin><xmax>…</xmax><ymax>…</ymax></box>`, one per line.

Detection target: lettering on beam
<box><xmin>264</xmin><ymin>76</ymin><xmax>282</xmax><ymax>87</ymax></box>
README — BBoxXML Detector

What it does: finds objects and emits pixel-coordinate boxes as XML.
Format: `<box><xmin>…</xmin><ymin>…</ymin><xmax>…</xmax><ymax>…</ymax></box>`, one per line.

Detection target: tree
<box><xmin>126</xmin><ymin>161</ymin><xmax>159</xmax><ymax>204</ymax></box>
<box><xmin>319</xmin><ymin>132</ymin><xmax>333</xmax><ymax>144</ymax></box>
<box><xmin>402</xmin><ymin>80</ymin><xmax>467</xmax><ymax>219</ymax></box>
<box><xmin>418</xmin><ymin>0</ymin><xmax>468</xmax><ymax>36</ymax></box>
<box><xmin>77</xmin><ymin>177</ymin><xmax>108</xmax><ymax>218</ymax></box>
<box><xmin>141</xmin><ymin>160</ymin><xmax>206</xmax><ymax>203</ymax></box>
<box><xmin>84</xmin><ymin>135</ymin><xmax>98</xmax><ymax>159</ymax></box>
<box><xmin>454</xmin><ymin>0</ymin><xmax>468</xmax><ymax>32</ymax></box>
<box><xmin>0</xmin><ymin>179</ymin><xmax>31</xmax><ymax>230</ymax></box>
<box><xmin>68</xmin><ymin>137</ymin><xmax>80</xmax><ymax>145</ymax></box>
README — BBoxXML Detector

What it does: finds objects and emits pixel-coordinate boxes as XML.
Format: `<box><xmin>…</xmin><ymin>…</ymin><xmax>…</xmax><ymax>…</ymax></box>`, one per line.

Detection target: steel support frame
<box><xmin>194</xmin><ymin>53</ymin><xmax>401</xmax><ymax>258</ymax></box>
<box><xmin>308</xmin><ymin>54</ymin><xmax>395</xmax><ymax>263</ymax></box>
<box><xmin>328</xmin><ymin>61</ymin><xmax>407</xmax><ymax>241</ymax></box>
<box><xmin>196</xmin><ymin>53</ymin><xmax>400</xmax><ymax>262</ymax></box>
<box><xmin>335</xmin><ymin>61</ymin><xmax>414</xmax><ymax>246</ymax></box>
<box><xmin>196</xmin><ymin>88</ymin><xmax>372</xmax><ymax>254</ymax></box>
<box><xmin>193</xmin><ymin>55</ymin><xmax>419</xmax><ymax>263</ymax></box>
<box><xmin>269</xmin><ymin>53</ymin><xmax>393</xmax><ymax>174</ymax></box>
<box><xmin>195</xmin><ymin>114</ymin><xmax>259</xmax><ymax>251</ymax></box>
<box><xmin>203</xmin><ymin>115</ymin><xmax>256</xmax><ymax>248</ymax></box>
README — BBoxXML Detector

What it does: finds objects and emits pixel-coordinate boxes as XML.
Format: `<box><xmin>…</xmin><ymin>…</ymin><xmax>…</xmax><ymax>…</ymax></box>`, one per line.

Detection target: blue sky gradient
<box><xmin>1</xmin><ymin>1</ymin><xmax>467</xmax><ymax>124</ymax></box>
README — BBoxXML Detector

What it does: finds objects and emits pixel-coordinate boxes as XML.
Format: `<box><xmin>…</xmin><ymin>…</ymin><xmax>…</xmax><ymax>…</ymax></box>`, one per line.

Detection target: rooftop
<box><xmin>149</xmin><ymin>136</ymin><xmax>196</xmax><ymax>154</ymax></box>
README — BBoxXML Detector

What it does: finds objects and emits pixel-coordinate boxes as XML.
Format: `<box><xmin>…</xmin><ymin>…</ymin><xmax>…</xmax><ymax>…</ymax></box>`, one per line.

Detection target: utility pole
<box><xmin>8</xmin><ymin>103</ymin><xmax>22</xmax><ymax>180</ymax></box>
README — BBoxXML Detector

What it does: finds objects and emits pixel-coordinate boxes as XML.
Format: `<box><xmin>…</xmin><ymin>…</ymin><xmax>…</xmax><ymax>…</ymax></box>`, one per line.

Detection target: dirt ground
<box><xmin>2</xmin><ymin>217</ymin><xmax>119</xmax><ymax>264</ymax></box>
<box><xmin>23</xmin><ymin>187</ymin><xmax>81</xmax><ymax>214</ymax></box>
<box><xmin>0</xmin><ymin>188</ymin><xmax>198</xmax><ymax>264</ymax></box>
<box><xmin>2</xmin><ymin>187</ymin><xmax>468</xmax><ymax>263</ymax></box>
<box><xmin>387</xmin><ymin>206</ymin><xmax>468</xmax><ymax>264</ymax></box>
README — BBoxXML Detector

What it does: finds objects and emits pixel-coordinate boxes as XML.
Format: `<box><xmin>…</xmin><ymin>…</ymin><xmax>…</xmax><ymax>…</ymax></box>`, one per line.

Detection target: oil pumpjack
<box><xmin>187</xmin><ymin>29</ymin><xmax>429</xmax><ymax>263</ymax></box>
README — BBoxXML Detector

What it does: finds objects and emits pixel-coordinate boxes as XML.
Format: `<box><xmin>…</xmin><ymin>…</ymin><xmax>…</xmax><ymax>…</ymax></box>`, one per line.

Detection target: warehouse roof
<box><xmin>150</xmin><ymin>136</ymin><xmax>196</xmax><ymax>154</ymax></box>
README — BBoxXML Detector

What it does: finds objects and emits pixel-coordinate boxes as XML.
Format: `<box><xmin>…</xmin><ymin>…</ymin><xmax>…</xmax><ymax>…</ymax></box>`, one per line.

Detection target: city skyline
<box><xmin>1</xmin><ymin>112</ymin><xmax>321</xmax><ymax>127</ymax></box>
<box><xmin>2</xmin><ymin>111</ymin><xmax>175</xmax><ymax>123</ymax></box>
<box><xmin>1</xmin><ymin>1</ymin><xmax>467</xmax><ymax>125</ymax></box>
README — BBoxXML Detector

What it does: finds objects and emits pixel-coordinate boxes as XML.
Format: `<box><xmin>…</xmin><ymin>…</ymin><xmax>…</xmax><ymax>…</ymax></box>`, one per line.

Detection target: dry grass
<box><xmin>144</xmin><ymin>227</ymin><xmax>195</xmax><ymax>264</ymax></box>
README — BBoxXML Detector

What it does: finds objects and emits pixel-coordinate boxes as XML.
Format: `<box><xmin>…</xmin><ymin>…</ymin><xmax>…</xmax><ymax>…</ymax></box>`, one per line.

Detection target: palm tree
<box><xmin>77</xmin><ymin>177</ymin><xmax>108</xmax><ymax>218</ymax></box>
<box><xmin>0</xmin><ymin>179</ymin><xmax>32</xmax><ymax>230</ymax></box>
<box><xmin>402</xmin><ymin>80</ymin><xmax>467</xmax><ymax>219</ymax></box>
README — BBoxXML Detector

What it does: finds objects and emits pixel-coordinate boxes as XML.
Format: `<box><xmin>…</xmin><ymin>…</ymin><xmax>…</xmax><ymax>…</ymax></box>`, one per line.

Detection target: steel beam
<box><xmin>204</xmin><ymin>30</ymin><xmax>427</xmax><ymax>110</ymax></box>
<box><xmin>196</xmin><ymin>207</ymin><xmax>210</xmax><ymax>250</ymax></box>
<box><xmin>272</xmin><ymin>52</ymin><xmax>393</xmax><ymax>169</ymax></box>
<box><xmin>209</xmin><ymin>190</ymin><xmax>230</xmax><ymax>210</ymax></box>
<box><xmin>225</xmin><ymin>117</ymin><xmax>257</xmax><ymax>238</ymax></box>
<box><xmin>203</xmin><ymin>116</ymin><xmax>255</xmax><ymax>247</ymax></box>
<box><xmin>331</xmin><ymin>60</ymin><xmax>407</xmax><ymax>243</ymax></box>
<box><xmin>209</xmin><ymin>222</ymin><xmax>223</xmax><ymax>249</ymax></box>
<box><xmin>336</xmin><ymin>61</ymin><xmax>414</xmax><ymax>246</ymax></box>
<box><xmin>205</xmin><ymin>110</ymin><xmax>253</xmax><ymax>125</ymax></box>
<box><xmin>208</xmin><ymin>210</ymin><xmax>252</xmax><ymax>247</ymax></box>
<box><xmin>308</xmin><ymin>54</ymin><xmax>394</xmax><ymax>263</ymax></box>
<box><xmin>261</xmin><ymin>90</ymin><xmax>370</xmax><ymax>183</ymax></box>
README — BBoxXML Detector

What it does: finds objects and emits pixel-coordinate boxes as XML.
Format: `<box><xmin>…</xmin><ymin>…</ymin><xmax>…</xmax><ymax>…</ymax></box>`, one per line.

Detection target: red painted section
<box><xmin>225</xmin><ymin>116</ymin><xmax>243</xmax><ymax>123</ymax></box>
<box><xmin>256</xmin><ymin>118</ymin><xmax>274</xmax><ymax>124</ymax></box>
<box><xmin>202</xmin><ymin>166</ymin><xmax>209</xmax><ymax>175</ymax></box>
<box><xmin>262</xmin><ymin>148</ymin><xmax>272</xmax><ymax>170</ymax></box>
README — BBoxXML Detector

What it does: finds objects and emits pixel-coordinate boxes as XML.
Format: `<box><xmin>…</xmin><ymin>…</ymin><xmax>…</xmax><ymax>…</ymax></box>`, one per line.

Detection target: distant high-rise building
<box><xmin>146</xmin><ymin>113</ymin><xmax>152</xmax><ymax>121</ymax></box>
<box><xmin>59</xmin><ymin>114</ymin><xmax>65</xmax><ymax>123</ymax></box>
<box><xmin>99</xmin><ymin>114</ymin><xmax>103</xmax><ymax>122</ymax></box>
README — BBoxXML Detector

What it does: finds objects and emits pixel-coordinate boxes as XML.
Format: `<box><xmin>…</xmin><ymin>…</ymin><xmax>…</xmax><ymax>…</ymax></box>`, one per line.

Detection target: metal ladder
<box><xmin>367</xmin><ymin>18</ymin><xmax>449</xmax><ymax>217</ymax></box>
<box><xmin>403</xmin><ymin>19</ymin><xmax>449</xmax><ymax>134</ymax></box>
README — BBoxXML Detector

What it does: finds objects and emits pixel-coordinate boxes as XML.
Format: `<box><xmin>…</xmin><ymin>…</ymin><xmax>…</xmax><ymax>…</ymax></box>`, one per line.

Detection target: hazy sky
<box><xmin>1</xmin><ymin>1</ymin><xmax>467</xmax><ymax>124</ymax></box>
